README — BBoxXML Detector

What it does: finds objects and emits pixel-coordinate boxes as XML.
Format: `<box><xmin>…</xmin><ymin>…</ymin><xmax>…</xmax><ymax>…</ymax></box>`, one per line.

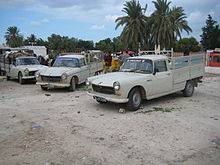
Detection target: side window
<box><xmin>79</xmin><ymin>58</ymin><xmax>86</xmax><ymax>67</ymax></box>
<box><xmin>213</xmin><ymin>56</ymin><xmax>220</xmax><ymax>63</ymax></box>
<box><xmin>154</xmin><ymin>60</ymin><xmax>167</xmax><ymax>72</ymax></box>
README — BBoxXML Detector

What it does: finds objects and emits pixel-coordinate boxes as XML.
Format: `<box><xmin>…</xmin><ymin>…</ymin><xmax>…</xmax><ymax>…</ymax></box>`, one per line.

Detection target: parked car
<box><xmin>0</xmin><ymin>51</ymin><xmax>48</xmax><ymax>84</ymax></box>
<box><xmin>86</xmin><ymin>54</ymin><xmax>205</xmax><ymax>110</ymax></box>
<box><xmin>36</xmin><ymin>54</ymin><xmax>103</xmax><ymax>91</ymax></box>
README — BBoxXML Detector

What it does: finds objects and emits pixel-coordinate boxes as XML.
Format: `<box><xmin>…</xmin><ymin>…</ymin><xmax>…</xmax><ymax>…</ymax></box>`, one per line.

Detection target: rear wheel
<box><xmin>126</xmin><ymin>88</ymin><xmax>142</xmax><ymax>111</ymax></box>
<box><xmin>182</xmin><ymin>80</ymin><xmax>194</xmax><ymax>97</ymax></box>
<box><xmin>18</xmin><ymin>72</ymin><xmax>24</xmax><ymax>84</ymax></box>
<box><xmin>69</xmin><ymin>77</ymin><xmax>76</xmax><ymax>91</ymax></box>
<box><xmin>40</xmin><ymin>85</ymin><xmax>48</xmax><ymax>90</ymax></box>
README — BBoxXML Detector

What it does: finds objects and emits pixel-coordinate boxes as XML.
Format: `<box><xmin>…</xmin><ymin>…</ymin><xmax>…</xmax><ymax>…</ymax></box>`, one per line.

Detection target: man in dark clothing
<box><xmin>184</xmin><ymin>47</ymin><xmax>190</xmax><ymax>56</ymax></box>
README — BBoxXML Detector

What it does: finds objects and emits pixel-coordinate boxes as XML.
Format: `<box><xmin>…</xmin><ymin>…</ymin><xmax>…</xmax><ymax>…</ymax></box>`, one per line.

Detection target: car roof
<box><xmin>59</xmin><ymin>54</ymin><xmax>85</xmax><ymax>59</ymax></box>
<box><xmin>129</xmin><ymin>55</ymin><xmax>168</xmax><ymax>61</ymax></box>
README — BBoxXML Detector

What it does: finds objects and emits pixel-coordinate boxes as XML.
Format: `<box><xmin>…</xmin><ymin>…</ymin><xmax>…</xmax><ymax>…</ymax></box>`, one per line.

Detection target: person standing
<box><xmin>104</xmin><ymin>54</ymin><xmax>112</xmax><ymax>73</ymax></box>
<box><xmin>184</xmin><ymin>47</ymin><xmax>190</xmax><ymax>56</ymax></box>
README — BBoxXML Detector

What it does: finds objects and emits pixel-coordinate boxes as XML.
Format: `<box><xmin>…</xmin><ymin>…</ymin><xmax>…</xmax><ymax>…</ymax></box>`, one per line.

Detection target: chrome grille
<box><xmin>92</xmin><ymin>84</ymin><xmax>115</xmax><ymax>94</ymax></box>
<box><xmin>41</xmin><ymin>76</ymin><xmax>61</xmax><ymax>82</ymax></box>
<box><xmin>29</xmin><ymin>71</ymin><xmax>36</xmax><ymax>76</ymax></box>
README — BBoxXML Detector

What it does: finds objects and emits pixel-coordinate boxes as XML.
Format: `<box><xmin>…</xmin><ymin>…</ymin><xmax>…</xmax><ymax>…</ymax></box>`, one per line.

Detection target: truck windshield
<box><xmin>120</xmin><ymin>59</ymin><xmax>153</xmax><ymax>74</ymax></box>
<box><xmin>16</xmin><ymin>58</ymin><xmax>40</xmax><ymax>65</ymax></box>
<box><xmin>53</xmin><ymin>58</ymin><xmax>79</xmax><ymax>67</ymax></box>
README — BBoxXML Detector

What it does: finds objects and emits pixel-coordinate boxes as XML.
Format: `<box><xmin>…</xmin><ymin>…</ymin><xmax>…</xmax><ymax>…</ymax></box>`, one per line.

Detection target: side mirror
<box><xmin>153</xmin><ymin>68</ymin><xmax>158</xmax><ymax>75</ymax></box>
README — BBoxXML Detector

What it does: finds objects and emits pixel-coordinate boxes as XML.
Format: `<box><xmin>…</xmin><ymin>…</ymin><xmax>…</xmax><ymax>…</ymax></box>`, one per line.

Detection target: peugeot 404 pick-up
<box><xmin>86</xmin><ymin>54</ymin><xmax>205</xmax><ymax>110</ymax></box>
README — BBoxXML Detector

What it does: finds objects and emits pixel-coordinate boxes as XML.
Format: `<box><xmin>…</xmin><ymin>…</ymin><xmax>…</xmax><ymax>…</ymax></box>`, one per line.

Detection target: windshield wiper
<box><xmin>121</xmin><ymin>68</ymin><xmax>136</xmax><ymax>72</ymax></box>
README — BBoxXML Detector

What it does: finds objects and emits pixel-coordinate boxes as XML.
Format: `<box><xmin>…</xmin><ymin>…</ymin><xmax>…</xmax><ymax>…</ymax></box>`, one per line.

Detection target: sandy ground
<box><xmin>0</xmin><ymin>73</ymin><xmax>220</xmax><ymax>165</ymax></box>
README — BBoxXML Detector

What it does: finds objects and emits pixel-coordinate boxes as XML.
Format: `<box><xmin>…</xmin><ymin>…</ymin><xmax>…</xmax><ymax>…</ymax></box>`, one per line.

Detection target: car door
<box><xmin>78</xmin><ymin>58</ymin><xmax>89</xmax><ymax>83</ymax></box>
<box><xmin>151</xmin><ymin>60</ymin><xmax>172</xmax><ymax>95</ymax></box>
<box><xmin>8</xmin><ymin>59</ymin><xmax>18</xmax><ymax>78</ymax></box>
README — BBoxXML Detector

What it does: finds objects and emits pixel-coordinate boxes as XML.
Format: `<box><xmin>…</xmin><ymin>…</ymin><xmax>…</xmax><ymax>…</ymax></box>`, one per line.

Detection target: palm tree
<box><xmin>150</xmin><ymin>0</ymin><xmax>192</xmax><ymax>49</ymax></box>
<box><xmin>115</xmin><ymin>0</ymin><xmax>148</xmax><ymax>50</ymax></box>
<box><xmin>4</xmin><ymin>26</ymin><xmax>23</xmax><ymax>47</ymax></box>
<box><xmin>28</xmin><ymin>34</ymin><xmax>37</xmax><ymax>46</ymax></box>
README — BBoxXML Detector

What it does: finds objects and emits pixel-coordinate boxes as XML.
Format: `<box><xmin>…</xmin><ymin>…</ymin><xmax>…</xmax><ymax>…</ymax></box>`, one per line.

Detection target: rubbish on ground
<box><xmin>113</xmin><ymin>116</ymin><xmax>117</xmax><ymax>119</ymax></box>
<box><xmin>119</xmin><ymin>108</ymin><xmax>126</xmax><ymax>113</ymax></box>
<box><xmin>100</xmin><ymin>114</ymin><xmax>104</xmax><ymax>116</ymax></box>
<box><xmin>99</xmin><ymin>137</ymin><xmax>105</xmax><ymax>140</ymax></box>
<box><xmin>32</xmin><ymin>125</ymin><xmax>41</xmax><ymax>129</ymax></box>
<box><xmin>77</xmin><ymin>111</ymin><xmax>80</xmax><ymax>114</ymax></box>
<box><xmin>75</xmin><ymin>96</ymin><xmax>80</xmax><ymax>98</ymax></box>
<box><xmin>11</xmin><ymin>114</ymin><xmax>16</xmax><ymax>118</ymax></box>
<box><xmin>211</xmin><ymin>139</ymin><xmax>220</xmax><ymax>145</ymax></box>
<box><xmin>45</xmin><ymin>93</ymin><xmax>51</xmax><ymax>96</ymax></box>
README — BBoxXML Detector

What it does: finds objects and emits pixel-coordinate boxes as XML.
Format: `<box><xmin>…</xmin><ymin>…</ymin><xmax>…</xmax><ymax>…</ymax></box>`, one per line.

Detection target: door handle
<box><xmin>166</xmin><ymin>73</ymin><xmax>171</xmax><ymax>75</ymax></box>
<box><xmin>147</xmin><ymin>79</ymin><xmax>152</xmax><ymax>82</ymax></box>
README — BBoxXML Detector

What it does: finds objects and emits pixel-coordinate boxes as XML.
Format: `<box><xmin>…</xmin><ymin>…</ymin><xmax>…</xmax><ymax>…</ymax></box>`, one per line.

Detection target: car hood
<box><xmin>17</xmin><ymin>65</ymin><xmax>48</xmax><ymax>72</ymax></box>
<box><xmin>90</xmin><ymin>72</ymin><xmax>146</xmax><ymax>87</ymax></box>
<box><xmin>40</xmin><ymin>67</ymin><xmax>77</xmax><ymax>76</ymax></box>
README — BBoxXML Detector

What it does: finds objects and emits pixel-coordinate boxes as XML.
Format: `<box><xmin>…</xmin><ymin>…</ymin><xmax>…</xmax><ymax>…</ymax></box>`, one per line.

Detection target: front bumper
<box><xmin>36</xmin><ymin>82</ymin><xmax>70</xmax><ymax>88</ymax></box>
<box><xmin>22</xmin><ymin>76</ymin><xmax>36</xmax><ymax>79</ymax></box>
<box><xmin>87</xmin><ymin>90</ymin><xmax>129</xmax><ymax>103</ymax></box>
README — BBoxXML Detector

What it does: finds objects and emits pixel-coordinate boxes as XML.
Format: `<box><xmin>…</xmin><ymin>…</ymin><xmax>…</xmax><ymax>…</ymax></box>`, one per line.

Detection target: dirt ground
<box><xmin>0</xmin><ymin>73</ymin><xmax>220</xmax><ymax>165</ymax></box>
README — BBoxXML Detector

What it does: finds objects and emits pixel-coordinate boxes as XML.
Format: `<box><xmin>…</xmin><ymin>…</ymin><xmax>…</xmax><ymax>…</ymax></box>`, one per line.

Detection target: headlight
<box><xmin>35</xmin><ymin>72</ymin><xmax>40</xmax><ymax>79</ymax></box>
<box><xmin>113</xmin><ymin>81</ymin><xmax>120</xmax><ymax>90</ymax></box>
<box><xmin>86</xmin><ymin>79</ymin><xmax>90</xmax><ymax>86</ymax></box>
<box><xmin>24</xmin><ymin>68</ymin><xmax>29</xmax><ymax>76</ymax></box>
<box><xmin>61</xmin><ymin>73</ymin><xmax>68</xmax><ymax>80</ymax></box>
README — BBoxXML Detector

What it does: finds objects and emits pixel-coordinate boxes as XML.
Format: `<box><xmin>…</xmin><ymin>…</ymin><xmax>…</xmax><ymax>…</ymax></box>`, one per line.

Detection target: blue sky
<box><xmin>0</xmin><ymin>0</ymin><xmax>220</xmax><ymax>45</ymax></box>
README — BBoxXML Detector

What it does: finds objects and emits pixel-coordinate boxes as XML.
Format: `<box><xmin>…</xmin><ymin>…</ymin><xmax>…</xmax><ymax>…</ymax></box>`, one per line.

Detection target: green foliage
<box><xmin>174</xmin><ymin>37</ymin><xmax>201</xmax><ymax>52</ymax></box>
<box><xmin>115</xmin><ymin>0</ymin><xmax>148</xmax><ymax>50</ymax></box>
<box><xmin>4</xmin><ymin>26</ymin><xmax>23</xmax><ymax>47</ymax></box>
<box><xmin>95</xmin><ymin>38</ymin><xmax>114</xmax><ymax>52</ymax></box>
<box><xmin>150</xmin><ymin>0</ymin><xmax>192</xmax><ymax>49</ymax></box>
<box><xmin>200</xmin><ymin>14</ymin><xmax>220</xmax><ymax>50</ymax></box>
<box><xmin>136</xmin><ymin>107</ymin><xmax>175</xmax><ymax>113</ymax></box>
<box><xmin>47</xmin><ymin>34</ymin><xmax>94</xmax><ymax>54</ymax></box>
<box><xmin>77</xmin><ymin>40</ymin><xmax>94</xmax><ymax>50</ymax></box>
<box><xmin>23</xmin><ymin>34</ymin><xmax>48</xmax><ymax>47</ymax></box>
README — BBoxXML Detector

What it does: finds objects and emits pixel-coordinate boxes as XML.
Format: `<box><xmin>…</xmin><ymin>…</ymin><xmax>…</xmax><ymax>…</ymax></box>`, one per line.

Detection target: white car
<box><xmin>0</xmin><ymin>55</ymin><xmax>48</xmax><ymax>84</ymax></box>
<box><xmin>36</xmin><ymin>54</ymin><xmax>103</xmax><ymax>91</ymax></box>
<box><xmin>86</xmin><ymin>55</ymin><xmax>205</xmax><ymax>110</ymax></box>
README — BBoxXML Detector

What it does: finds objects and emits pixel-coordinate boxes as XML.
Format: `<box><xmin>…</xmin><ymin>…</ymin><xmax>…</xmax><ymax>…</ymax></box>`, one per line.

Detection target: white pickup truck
<box><xmin>36</xmin><ymin>54</ymin><xmax>103</xmax><ymax>91</ymax></box>
<box><xmin>86</xmin><ymin>54</ymin><xmax>205</xmax><ymax>110</ymax></box>
<box><xmin>0</xmin><ymin>51</ymin><xmax>48</xmax><ymax>84</ymax></box>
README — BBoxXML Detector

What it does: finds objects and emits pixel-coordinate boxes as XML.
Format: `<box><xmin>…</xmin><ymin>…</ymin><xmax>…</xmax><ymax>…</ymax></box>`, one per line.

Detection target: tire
<box><xmin>18</xmin><ymin>72</ymin><xmax>24</xmax><ymax>84</ymax></box>
<box><xmin>69</xmin><ymin>77</ymin><xmax>76</xmax><ymax>91</ymax></box>
<box><xmin>41</xmin><ymin>85</ymin><xmax>48</xmax><ymax>90</ymax></box>
<box><xmin>183</xmin><ymin>80</ymin><xmax>194</xmax><ymax>97</ymax></box>
<box><xmin>6</xmin><ymin>75</ymin><xmax>10</xmax><ymax>81</ymax></box>
<box><xmin>126</xmin><ymin>88</ymin><xmax>142</xmax><ymax>111</ymax></box>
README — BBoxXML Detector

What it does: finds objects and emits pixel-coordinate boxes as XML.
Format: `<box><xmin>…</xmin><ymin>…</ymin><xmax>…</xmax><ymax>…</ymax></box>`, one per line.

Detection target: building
<box><xmin>22</xmin><ymin>46</ymin><xmax>47</xmax><ymax>57</ymax></box>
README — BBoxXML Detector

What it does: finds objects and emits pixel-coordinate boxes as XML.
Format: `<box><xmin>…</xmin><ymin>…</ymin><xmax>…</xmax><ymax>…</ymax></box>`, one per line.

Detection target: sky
<box><xmin>0</xmin><ymin>0</ymin><xmax>220</xmax><ymax>45</ymax></box>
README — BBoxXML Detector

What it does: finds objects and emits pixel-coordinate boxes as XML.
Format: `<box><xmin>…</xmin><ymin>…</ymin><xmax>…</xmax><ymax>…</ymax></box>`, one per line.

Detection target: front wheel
<box><xmin>182</xmin><ymin>80</ymin><xmax>194</xmax><ymax>97</ymax></box>
<box><xmin>69</xmin><ymin>77</ymin><xmax>76</xmax><ymax>91</ymax></box>
<box><xmin>18</xmin><ymin>72</ymin><xmax>24</xmax><ymax>84</ymax></box>
<box><xmin>126</xmin><ymin>88</ymin><xmax>142</xmax><ymax>111</ymax></box>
